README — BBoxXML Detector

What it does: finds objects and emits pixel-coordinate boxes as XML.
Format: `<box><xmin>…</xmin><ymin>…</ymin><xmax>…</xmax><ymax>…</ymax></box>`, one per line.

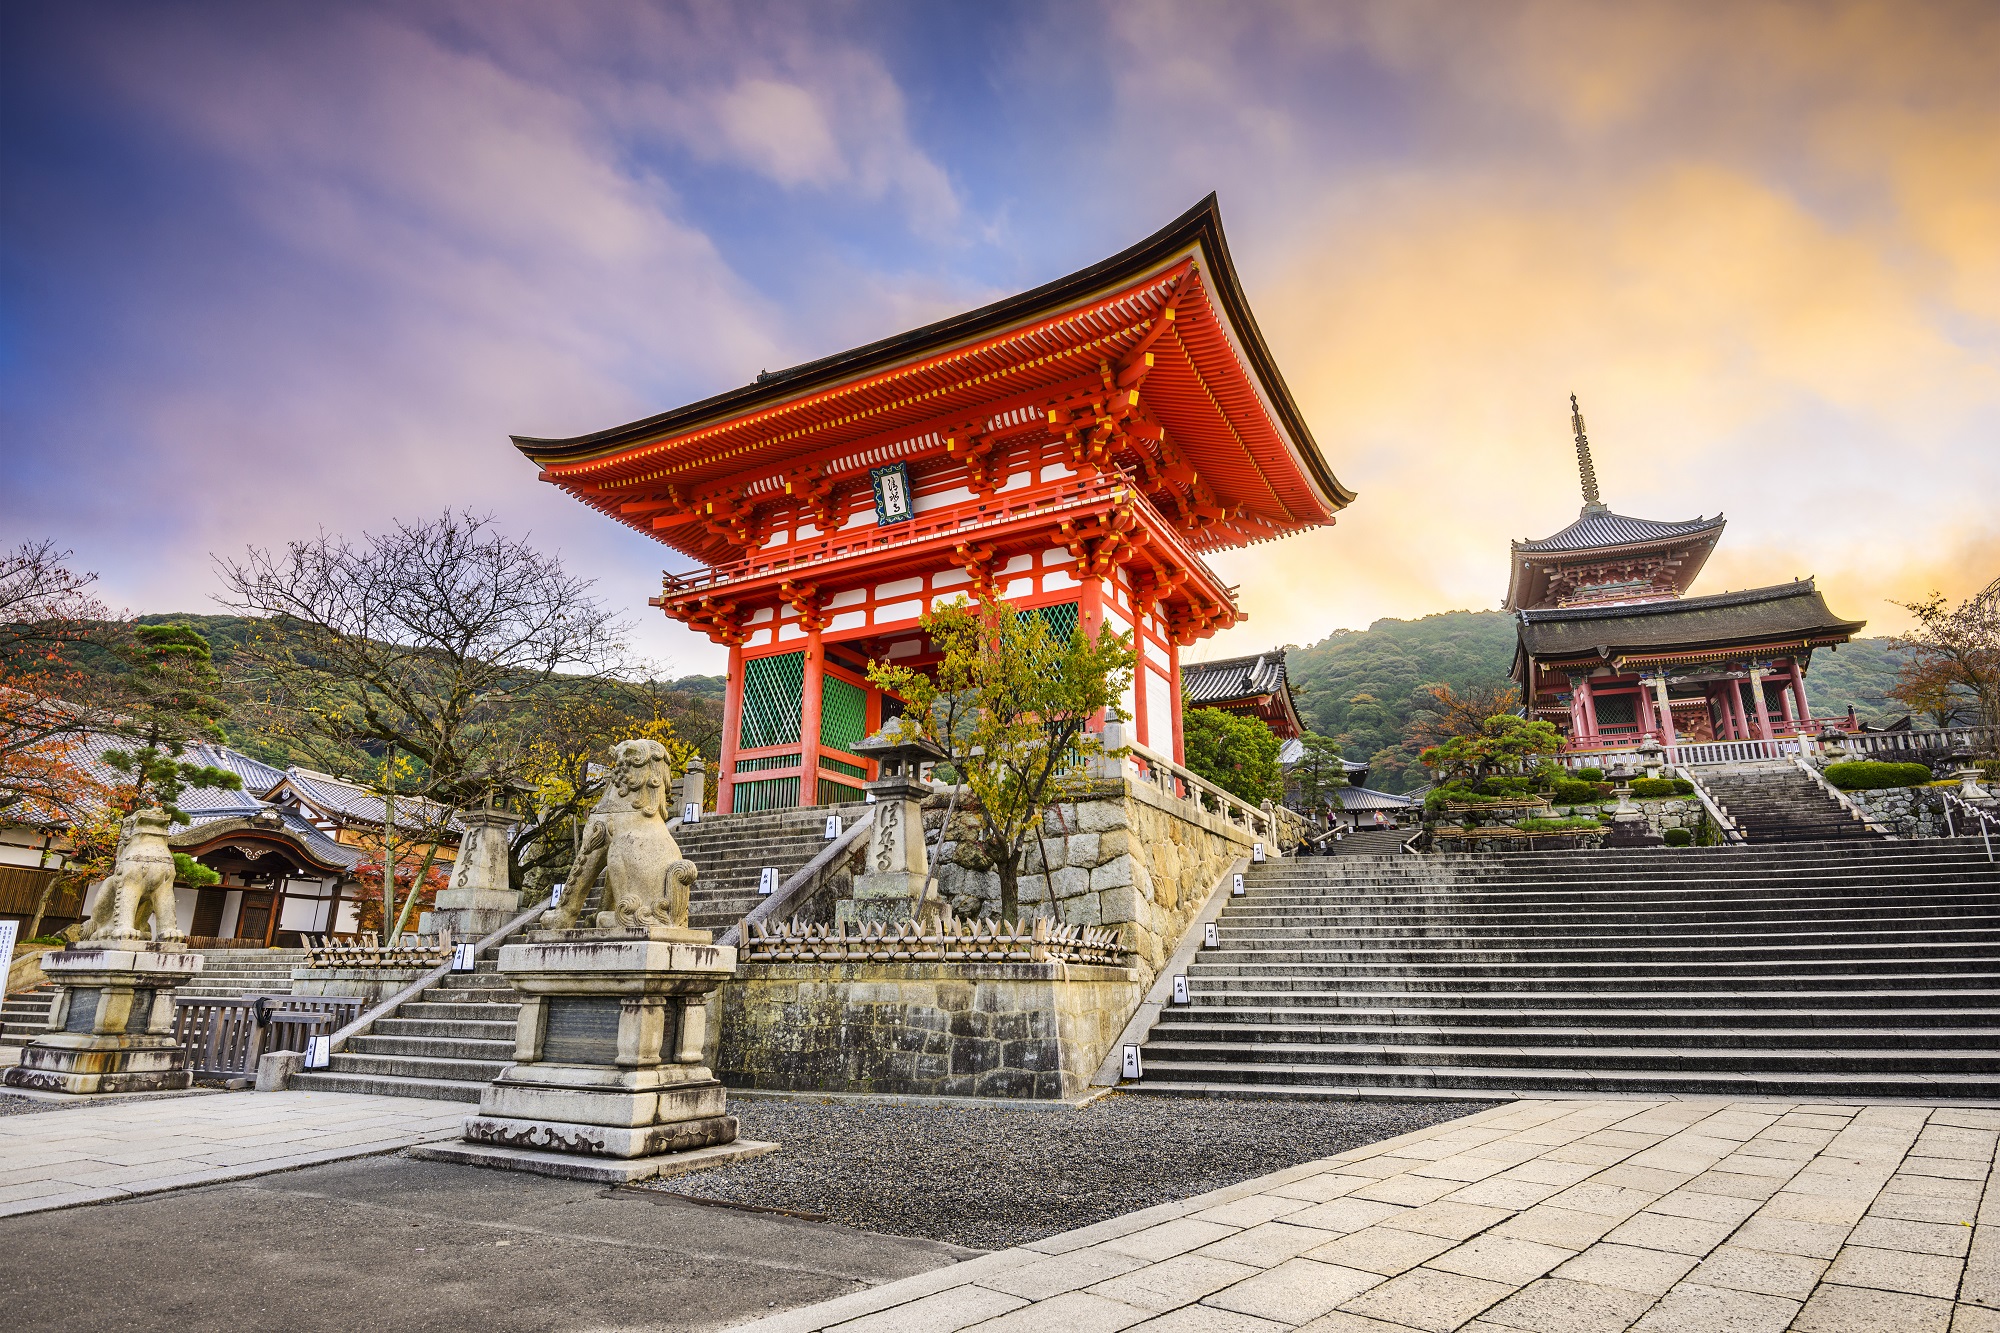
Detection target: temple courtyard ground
<box><xmin>0</xmin><ymin>1093</ymin><xmax>1993</xmax><ymax>1331</ymax></box>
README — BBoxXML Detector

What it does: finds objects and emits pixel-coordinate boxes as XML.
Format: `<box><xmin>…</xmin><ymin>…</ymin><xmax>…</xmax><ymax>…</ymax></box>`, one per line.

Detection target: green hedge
<box><xmin>1514</xmin><ymin>817</ymin><xmax>1602</xmax><ymax>832</ymax></box>
<box><xmin>1572</xmin><ymin>767</ymin><xmax>1606</xmax><ymax>782</ymax></box>
<box><xmin>1662</xmin><ymin>828</ymin><xmax>1693</xmax><ymax>846</ymax></box>
<box><xmin>1628</xmin><ymin>778</ymin><xmax>1694</xmax><ymax>798</ymax></box>
<box><xmin>1823</xmin><ymin>761</ymin><xmax>1935</xmax><ymax>790</ymax></box>
<box><xmin>1551</xmin><ymin>778</ymin><xmax>1613</xmax><ymax>805</ymax></box>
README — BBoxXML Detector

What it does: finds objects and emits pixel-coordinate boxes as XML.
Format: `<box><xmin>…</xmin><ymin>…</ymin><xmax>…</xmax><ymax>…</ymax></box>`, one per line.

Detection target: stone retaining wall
<box><xmin>712</xmin><ymin>960</ymin><xmax>1140</xmax><ymax>1100</ymax></box>
<box><xmin>925</xmin><ymin>776</ymin><xmax>1255</xmax><ymax>988</ymax></box>
<box><xmin>1841</xmin><ymin>784</ymin><xmax>1999</xmax><ymax>838</ymax></box>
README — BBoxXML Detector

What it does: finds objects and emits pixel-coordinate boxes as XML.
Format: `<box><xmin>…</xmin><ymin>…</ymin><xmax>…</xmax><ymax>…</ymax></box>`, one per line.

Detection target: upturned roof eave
<box><xmin>512</xmin><ymin>194</ymin><xmax>1353</xmax><ymax>515</ymax></box>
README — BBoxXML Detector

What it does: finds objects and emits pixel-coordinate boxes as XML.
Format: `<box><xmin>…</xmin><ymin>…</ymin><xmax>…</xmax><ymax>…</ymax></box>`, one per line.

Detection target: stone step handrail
<box><xmin>1941</xmin><ymin>790</ymin><xmax>1999</xmax><ymax>863</ymax></box>
<box><xmin>1103</xmin><ymin>722</ymin><xmax>1274</xmax><ymax>843</ymax></box>
<box><xmin>719</xmin><ymin>809</ymin><xmax>875</xmax><ymax>949</ymax></box>
<box><xmin>323</xmin><ymin>894</ymin><xmax>551</xmax><ymax>1056</ymax></box>
<box><xmin>1789</xmin><ymin>754</ymin><xmax>1896</xmax><ymax>838</ymax></box>
<box><xmin>1670</xmin><ymin>765</ymin><xmax>1746</xmax><ymax>845</ymax></box>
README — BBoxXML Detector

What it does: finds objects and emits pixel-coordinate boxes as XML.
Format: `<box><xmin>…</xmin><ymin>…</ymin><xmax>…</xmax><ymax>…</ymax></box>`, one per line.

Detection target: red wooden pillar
<box><xmin>1790</xmin><ymin>659</ymin><xmax>1813</xmax><ymax>725</ymax></box>
<box><xmin>1168</xmin><ymin>636</ymin><xmax>1185</xmax><ymax>766</ymax></box>
<box><xmin>1079</xmin><ymin>577</ymin><xmax>1107</xmax><ymax>735</ymax></box>
<box><xmin>799</xmin><ymin>626</ymin><xmax>825</xmax><ymax>808</ymax></box>
<box><xmin>718</xmin><ymin>641</ymin><xmax>744</xmax><ymax>814</ymax></box>
<box><xmin>1578</xmin><ymin>676</ymin><xmax>1600</xmax><ymax>738</ymax></box>
<box><xmin>1748</xmin><ymin>667</ymin><xmax>1776</xmax><ymax>743</ymax></box>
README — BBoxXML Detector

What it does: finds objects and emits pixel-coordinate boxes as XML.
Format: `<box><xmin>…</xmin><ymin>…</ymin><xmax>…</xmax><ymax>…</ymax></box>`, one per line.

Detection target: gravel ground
<box><xmin>0</xmin><ymin>1092</ymin><xmax>68</xmax><ymax>1116</ymax></box>
<box><xmin>642</xmin><ymin>1094</ymin><xmax>1484</xmax><ymax>1250</ymax></box>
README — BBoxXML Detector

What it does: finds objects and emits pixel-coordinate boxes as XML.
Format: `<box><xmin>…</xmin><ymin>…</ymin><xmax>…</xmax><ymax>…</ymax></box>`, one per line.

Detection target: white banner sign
<box><xmin>759</xmin><ymin>868</ymin><xmax>778</xmax><ymax>896</ymax></box>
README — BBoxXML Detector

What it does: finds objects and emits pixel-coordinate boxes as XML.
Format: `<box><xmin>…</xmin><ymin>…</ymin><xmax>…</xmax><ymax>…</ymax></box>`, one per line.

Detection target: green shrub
<box><xmin>172</xmin><ymin>852</ymin><xmax>221</xmax><ymax>888</ymax></box>
<box><xmin>1572</xmin><ymin>767</ymin><xmax>1605</xmax><ymax>783</ymax></box>
<box><xmin>1628</xmin><ymin>777</ymin><xmax>1694</xmax><ymax>798</ymax></box>
<box><xmin>1514</xmin><ymin>817</ymin><xmax>1602</xmax><ymax>833</ymax></box>
<box><xmin>1551</xmin><ymin>778</ymin><xmax>1612</xmax><ymax>805</ymax></box>
<box><xmin>1823</xmin><ymin>761</ymin><xmax>1935</xmax><ymax>790</ymax></box>
<box><xmin>1662</xmin><ymin>827</ymin><xmax>1693</xmax><ymax>847</ymax></box>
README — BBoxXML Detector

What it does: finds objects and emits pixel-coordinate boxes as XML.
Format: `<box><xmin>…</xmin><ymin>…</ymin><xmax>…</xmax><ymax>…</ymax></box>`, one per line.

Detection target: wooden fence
<box><xmin>742</xmin><ymin>913</ymin><xmax>1128</xmax><ymax>966</ymax></box>
<box><xmin>171</xmin><ymin>994</ymin><xmax>364</xmax><ymax>1078</ymax></box>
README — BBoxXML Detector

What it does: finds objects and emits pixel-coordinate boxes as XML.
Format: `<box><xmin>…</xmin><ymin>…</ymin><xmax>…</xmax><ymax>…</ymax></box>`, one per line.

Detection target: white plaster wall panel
<box><xmin>1119</xmin><ymin>675</ymin><xmax>1137</xmax><ymax>734</ymax></box>
<box><xmin>1040</xmin><ymin>463</ymin><xmax>1075</xmax><ymax>481</ymax></box>
<box><xmin>997</xmin><ymin>472</ymin><xmax>1030</xmax><ymax>493</ymax></box>
<box><xmin>829</xmin><ymin>588</ymin><xmax>866</xmax><ymax>608</ymax></box>
<box><xmin>933</xmin><ymin>567</ymin><xmax>971</xmax><ymax>588</ymax></box>
<box><xmin>778</xmin><ymin>623</ymin><xmax>806</xmax><ymax>642</ymax></box>
<box><xmin>779</xmin><ymin>603</ymin><xmax>799</xmax><ymax>619</ymax></box>
<box><xmin>876</xmin><ymin>577</ymin><xmax>923</xmax><ymax>599</ymax></box>
<box><xmin>930</xmin><ymin>593</ymin><xmax>964</xmax><ymax>612</ymax></box>
<box><xmin>1003</xmin><ymin>578</ymin><xmax>1033</xmax><ymax>599</ymax></box>
<box><xmin>1145</xmin><ymin>636</ymin><xmax>1170</xmax><ymax>669</ymax></box>
<box><xmin>842</xmin><ymin>510</ymin><xmax>873</xmax><ymax>530</ymax></box>
<box><xmin>875</xmin><ymin>598</ymin><xmax>924</xmax><ymax>623</ymax></box>
<box><xmin>1044</xmin><ymin>569</ymin><xmax>1078</xmax><ymax>591</ymax></box>
<box><xmin>1147</xmin><ymin>669</ymin><xmax>1173</xmax><ymax>750</ymax></box>
<box><xmin>797</xmin><ymin>522</ymin><xmax>821</xmax><ymax>539</ymax></box>
<box><xmin>829</xmin><ymin>611</ymin><xmax>866</xmax><ymax>632</ymax></box>
<box><xmin>1001</xmin><ymin>554</ymin><xmax>1033</xmax><ymax>575</ymax></box>
<box><xmin>746</xmin><ymin>628</ymin><xmax>773</xmax><ymax>647</ymax></box>
<box><xmin>1041</xmin><ymin>547</ymin><xmax>1068</xmax><ymax>565</ymax></box>
<box><xmin>913</xmin><ymin>485</ymin><xmax>974</xmax><ymax>514</ymax></box>
<box><xmin>748</xmin><ymin>607</ymin><xmax>774</xmax><ymax>624</ymax></box>
<box><xmin>762</xmin><ymin>529</ymin><xmax>788</xmax><ymax>549</ymax></box>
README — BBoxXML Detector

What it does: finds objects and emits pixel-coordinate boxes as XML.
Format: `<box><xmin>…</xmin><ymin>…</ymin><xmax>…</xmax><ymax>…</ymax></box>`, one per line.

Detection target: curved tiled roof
<box><xmin>1515</xmin><ymin>579</ymin><xmax>1866</xmax><ymax>664</ymax></box>
<box><xmin>1513</xmin><ymin>510</ymin><xmax>1725</xmax><ymax>555</ymax></box>
<box><xmin>1338</xmin><ymin>786</ymin><xmax>1413</xmax><ymax>811</ymax></box>
<box><xmin>1182</xmin><ymin>651</ymin><xmax>1289</xmax><ymax>706</ymax></box>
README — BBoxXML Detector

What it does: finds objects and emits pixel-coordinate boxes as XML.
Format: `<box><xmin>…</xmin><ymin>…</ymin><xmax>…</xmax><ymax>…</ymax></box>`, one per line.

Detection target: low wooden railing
<box><xmin>301</xmin><ymin>932</ymin><xmax>453</xmax><ymax>969</ymax></box>
<box><xmin>172</xmin><ymin>994</ymin><xmax>364</xmax><ymax>1078</ymax></box>
<box><xmin>742</xmin><ymin>913</ymin><xmax>1127</xmax><ymax>966</ymax></box>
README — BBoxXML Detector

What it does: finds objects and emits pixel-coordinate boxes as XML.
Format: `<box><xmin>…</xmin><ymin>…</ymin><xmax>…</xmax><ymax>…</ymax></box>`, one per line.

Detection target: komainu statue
<box><xmin>79</xmin><ymin>806</ymin><xmax>185</xmax><ymax>944</ymax></box>
<box><xmin>541</xmin><ymin>739</ymin><xmax>700</xmax><ymax>931</ymax></box>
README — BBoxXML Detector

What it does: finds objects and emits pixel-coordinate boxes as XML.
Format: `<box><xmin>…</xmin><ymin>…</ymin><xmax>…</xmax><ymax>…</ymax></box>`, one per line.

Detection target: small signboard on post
<box><xmin>304</xmin><ymin>1035</ymin><xmax>331</xmax><ymax>1070</ymax></box>
<box><xmin>1203</xmin><ymin>922</ymin><xmax>1220</xmax><ymax>949</ymax></box>
<box><xmin>450</xmin><ymin>942</ymin><xmax>476</xmax><ymax>972</ymax></box>
<box><xmin>1122</xmin><ymin>1044</ymin><xmax>1143</xmax><ymax>1079</ymax></box>
<box><xmin>1172</xmin><ymin>975</ymin><xmax>1189</xmax><ymax>1005</ymax></box>
<box><xmin>824</xmin><ymin>815</ymin><xmax>842</xmax><ymax>840</ymax></box>
<box><xmin>550</xmin><ymin>882</ymin><xmax>565</xmax><ymax>907</ymax></box>
<box><xmin>759</xmin><ymin>868</ymin><xmax>778</xmax><ymax>897</ymax></box>
<box><xmin>1232</xmin><ymin>873</ymin><xmax>1245</xmax><ymax>896</ymax></box>
<box><xmin>683</xmin><ymin>802</ymin><xmax>700</xmax><ymax>825</ymax></box>
<box><xmin>1252</xmin><ymin>842</ymin><xmax>1266</xmax><ymax>863</ymax></box>
<box><xmin>0</xmin><ymin>919</ymin><xmax>16</xmax><ymax>992</ymax></box>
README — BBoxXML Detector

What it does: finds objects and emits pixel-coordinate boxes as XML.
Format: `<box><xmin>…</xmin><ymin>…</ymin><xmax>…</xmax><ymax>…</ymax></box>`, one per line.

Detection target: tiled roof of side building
<box><xmin>1512</xmin><ymin>510</ymin><xmax>1725</xmax><ymax>554</ymax></box>
<box><xmin>1338</xmin><ymin>787</ymin><xmax>1413</xmax><ymax>811</ymax></box>
<box><xmin>1181</xmin><ymin>650</ymin><xmax>1289</xmax><ymax>705</ymax></box>
<box><xmin>276</xmin><ymin>767</ymin><xmax>461</xmax><ymax>833</ymax></box>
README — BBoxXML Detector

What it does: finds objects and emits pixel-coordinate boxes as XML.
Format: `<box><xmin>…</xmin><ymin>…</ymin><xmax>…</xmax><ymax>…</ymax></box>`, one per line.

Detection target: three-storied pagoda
<box><xmin>1509</xmin><ymin>398</ymin><xmax>1865</xmax><ymax>757</ymax></box>
<box><xmin>516</xmin><ymin>197</ymin><xmax>1353</xmax><ymax>812</ymax></box>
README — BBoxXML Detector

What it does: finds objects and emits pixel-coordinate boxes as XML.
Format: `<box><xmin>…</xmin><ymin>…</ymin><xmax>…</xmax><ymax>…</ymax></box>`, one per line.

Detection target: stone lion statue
<box><xmin>80</xmin><ymin>806</ymin><xmax>185</xmax><ymax>944</ymax></box>
<box><xmin>541</xmin><ymin>739</ymin><xmax>700</xmax><ymax>931</ymax></box>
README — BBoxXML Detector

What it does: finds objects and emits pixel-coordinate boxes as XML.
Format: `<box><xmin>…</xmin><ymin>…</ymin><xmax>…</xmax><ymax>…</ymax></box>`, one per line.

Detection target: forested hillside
<box><xmin>1280</xmin><ymin>610</ymin><xmax>1912</xmax><ymax>792</ymax></box>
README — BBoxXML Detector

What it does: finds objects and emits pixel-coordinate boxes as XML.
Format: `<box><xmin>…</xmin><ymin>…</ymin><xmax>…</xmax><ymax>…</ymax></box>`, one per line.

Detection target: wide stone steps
<box><xmin>1131</xmin><ymin>836</ymin><xmax>2000</xmax><ymax>1100</ymax></box>
<box><xmin>1703</xmin><ymin>770</ymin><xmax>1879</xmax><ymax>843</ymax></box>
<box><xmin>286</xmin><ymin>1070</ymin><xmax>490</xmax><ymax>1102</ymax></box>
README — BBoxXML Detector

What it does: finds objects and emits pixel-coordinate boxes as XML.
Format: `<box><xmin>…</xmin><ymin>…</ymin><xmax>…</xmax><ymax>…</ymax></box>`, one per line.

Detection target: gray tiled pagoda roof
<box><xmin>1516</xmin><ymin>579</ymin><xmax>1866</xmax><ymax>661</ymax></box>
<box><xmin>1182</xmin><ymin>651</ymin><xmax>1290</xmax><ymax>706</ymax></box>
<box><xmin>1338</xmin><ymin>786</ymin><xmax>1413</xmax><ymax>811</ymax></box>
<box><xmin>1513</xmin><ymin>509</ymin><xmax>1726</xmax><ymax>554</ymax></box>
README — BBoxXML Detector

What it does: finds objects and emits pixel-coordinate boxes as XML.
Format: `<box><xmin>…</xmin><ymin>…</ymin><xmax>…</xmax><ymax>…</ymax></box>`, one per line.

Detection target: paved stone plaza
<box><xmin>0</xmin><ymin>1089</ymin><xmax>463</xmax><ymax>1216</ymax></box>
<box><xmin>740</xmin><ymin>1097</ymin><xmax>2000</xmax><ymax>1333</ymax></box>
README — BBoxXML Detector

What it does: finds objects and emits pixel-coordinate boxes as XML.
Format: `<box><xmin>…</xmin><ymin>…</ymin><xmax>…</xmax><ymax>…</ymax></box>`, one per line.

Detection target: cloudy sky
<box><xmin>5</xmin><ymin>1</ymin><xmax>1996</xmax><ymax>675</ymax></box>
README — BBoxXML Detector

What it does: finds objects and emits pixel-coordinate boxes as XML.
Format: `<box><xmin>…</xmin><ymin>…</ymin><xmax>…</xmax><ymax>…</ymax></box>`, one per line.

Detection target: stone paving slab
<box><xmin>733</xmin><ymin>1098</ymin><xmax>2000</xmax><ymax>1333</ymax></box>
<box><xmin>0</xmin><ymin>1089</ymin><xmax>465</xmax><ymax>1216</ymax></box>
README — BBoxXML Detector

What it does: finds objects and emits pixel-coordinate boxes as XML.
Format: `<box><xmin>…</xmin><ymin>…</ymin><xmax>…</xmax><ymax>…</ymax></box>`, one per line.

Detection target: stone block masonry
<box><xmin>715</xmin><ymin>961</ymin><xmax>1140</xmax><ymax>1100</ymax></box>
<box><xmin>927</xmin><ymin>775</ymin><xmax>1256</xmax><ymax>989</ymax></box>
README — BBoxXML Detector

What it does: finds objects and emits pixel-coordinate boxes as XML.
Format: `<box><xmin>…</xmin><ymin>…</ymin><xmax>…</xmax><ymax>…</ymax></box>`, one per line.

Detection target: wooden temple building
<box><xmin>1509</xmin><ymin>397</ymin><xmax>1865</xmax><ymax>760</ymax></box>
<box><xmin>1179</xmin><ymin>650</ymin><xmax>1305</xmax><ymax>739</ymax></box>
<box><xmin>516</xmin><ymin>197</ymin><xmax>1352</xmax><ymax>813</ymax></box>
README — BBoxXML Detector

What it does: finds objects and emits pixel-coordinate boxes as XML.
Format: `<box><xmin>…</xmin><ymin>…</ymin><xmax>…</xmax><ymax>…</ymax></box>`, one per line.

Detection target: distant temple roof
<box><xmin>1338</xmin><ymin>786</ymin><xmax>1412</xmax><ymax>811</ymax></box>
<box><xmin>1182</xmin><ymin>649</ymin><xmax>1304</xmax><ymax>738</ymax></box>
<box><xmin>1514</xmin><ymin>579</ymin><xmax>1866</xmax><ymax>673</ymax></box>
<box><xmin>1512</xmin><ymin>510</ymin><xmax>1726</xmax><ymax>555</ymax></box>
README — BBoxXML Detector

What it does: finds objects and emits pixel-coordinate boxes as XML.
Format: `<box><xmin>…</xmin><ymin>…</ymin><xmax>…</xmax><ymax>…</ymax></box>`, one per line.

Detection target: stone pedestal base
<box><xmin>452</xmin><ymin>927</ymin><xmax>747</xmax><ymax>1172</ymax></box>
<box><xmin>412</xmin><ymin>1136</ymin><xmax>777</xmax><ymax>1184</ymax></box>
<box><xmin>2</xmin><ymin>945</ymin><xmax>202</xmax><ymax>1095</ymax></box>
<box><xmin>291</xmin><ymin>967</ymin><xmax>431</xmax><ymax>1006</ymax></box>
<box><xmin>1604</xmin><ymin>815</ymin><xmax>1663</xmax><ymax>848</ymax></box>
<box><xmin>421</xmin><ymin>887</ymin><xmax>522</xmax><ymax>940</ymax></box>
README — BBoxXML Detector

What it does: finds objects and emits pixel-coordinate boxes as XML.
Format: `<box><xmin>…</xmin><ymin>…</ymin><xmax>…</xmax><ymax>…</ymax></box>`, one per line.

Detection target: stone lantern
<box><xmin>1602</xmin><ymin>759</ymin><xmax>1662</xmax><ymax>848</ymax></box>
<box><xmin>424</xmin><ymin>777</ymin><xmax>530</xmax><ymax>939</ymax></box>
<box><xmin>841</xmin><ymin>718</ymin><xmax>949</xmax><ymax>929</ymax></box>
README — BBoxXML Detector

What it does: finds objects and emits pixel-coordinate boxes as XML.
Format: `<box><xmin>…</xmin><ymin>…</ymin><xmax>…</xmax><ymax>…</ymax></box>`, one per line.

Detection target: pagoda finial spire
<box><xmin>1570</xmin><ymin>392</ymin><xmax>1607</xmax><ymax>514</ymax></box>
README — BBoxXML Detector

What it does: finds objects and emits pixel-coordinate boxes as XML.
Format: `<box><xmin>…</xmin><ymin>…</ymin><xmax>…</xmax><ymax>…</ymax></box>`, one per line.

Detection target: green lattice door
<box><xmin>739</xmin><ymin>652</ymin><xmax>805</xmax><ymax>749</ymax></box>
<box><xmin>820</xmin><ymin>674</ymin><xmax>868</xmax><ymax>755</ymax></box>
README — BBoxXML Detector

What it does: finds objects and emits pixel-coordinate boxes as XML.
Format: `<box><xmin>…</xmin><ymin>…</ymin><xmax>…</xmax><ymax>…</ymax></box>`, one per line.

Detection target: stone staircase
<box><xmin>1132</xmin><ymin>838</ymin><xmax>2000</xmax><ymax>1101</ymax></box>
<box><xmin>179</xmin><ymin>947</ymin><xmax>308</xmax><ymax>999</ymax></box>
<box><xmin>287</xmin><ymin>804</ymin><xmax>859</xmax><ymax>1102</ymax></box>
<box><xmin>1318</xmin><ymin>828</ymin><xmax>1410</xmax><ymax>858</ymax></box>
<box><xmin>1701</xmin><ymin>763</ymin><xmax>1876</xmax><ymax>843</ymax></box>
<box><xmin>1</xmin><ymin>988</ymin><xmax>57</xmax><ymax>1042</ymax></box>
